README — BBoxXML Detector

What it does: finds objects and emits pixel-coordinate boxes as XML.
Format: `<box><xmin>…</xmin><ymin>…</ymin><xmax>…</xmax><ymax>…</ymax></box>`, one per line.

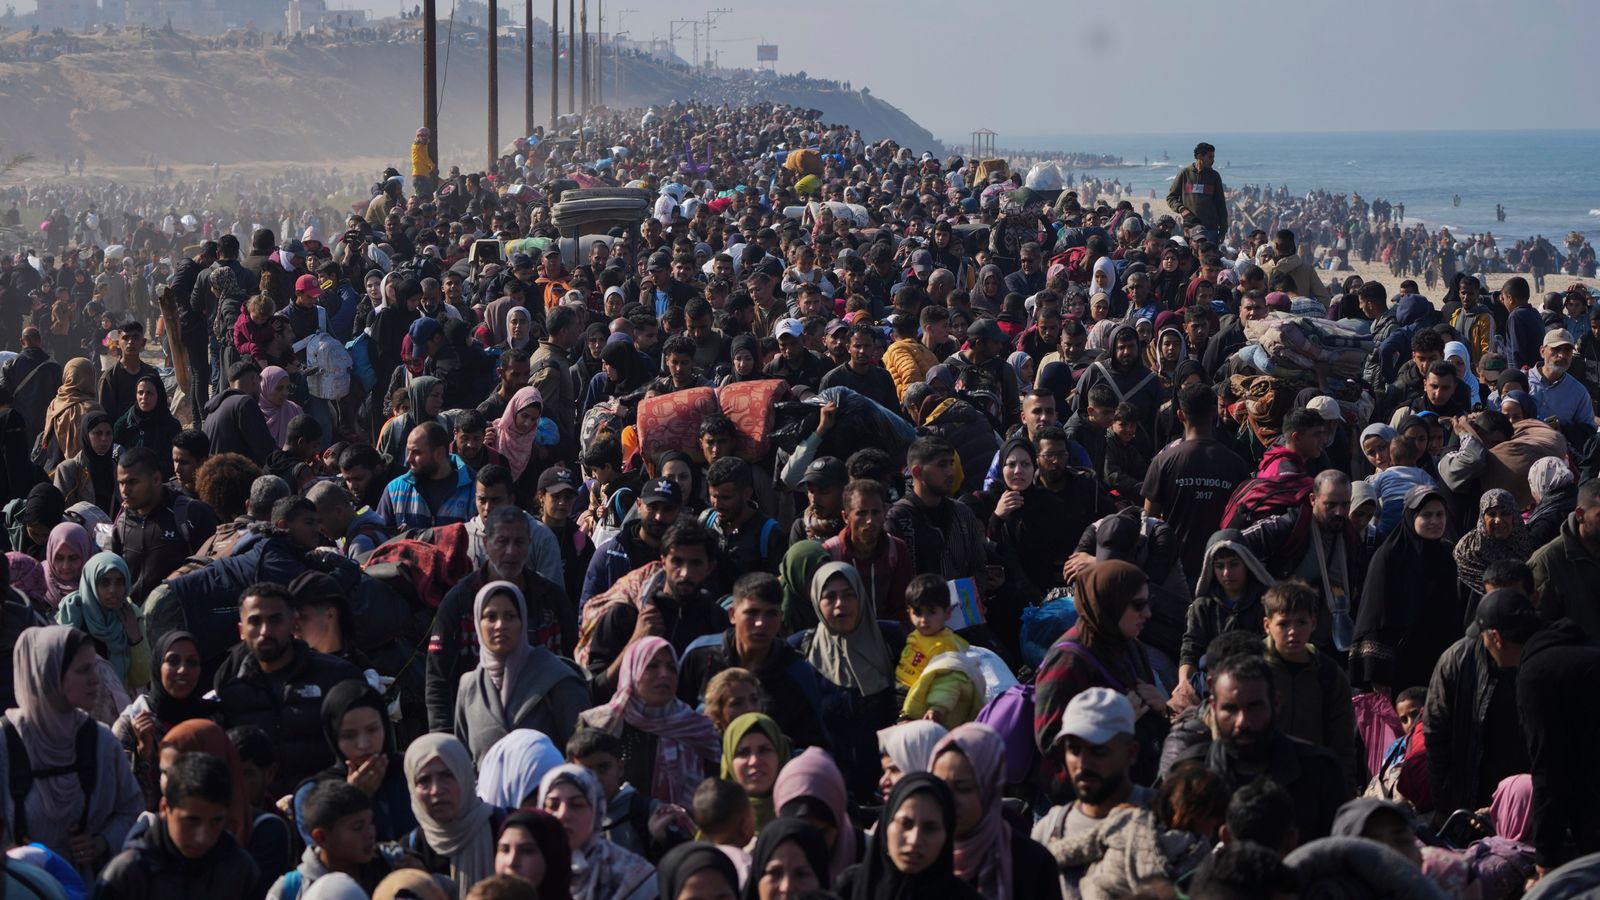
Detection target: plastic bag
<box><xmin>1019</xmin><ymin>592</ymin><xmax>1078</xmax><ymax>670</ymax></box>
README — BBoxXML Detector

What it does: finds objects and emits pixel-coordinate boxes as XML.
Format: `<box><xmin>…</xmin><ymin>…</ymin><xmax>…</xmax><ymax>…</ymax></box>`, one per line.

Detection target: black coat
<box><xmin>1516</xmin><ymin>619</ymin><xmax>1600</xmax><ymax>869</ymax></box>
<box><xmin>679</xmin><ymin>629</ymin><xmax>832</xmax><ymax>752</ymax></box>
<box><xmin>201</xmin><ymin>388</ymin><xmax>276</xmax><ymax>465</ymax></box>
<box><xmin>213</xmin><ymin>640</ymin><xmax>364</xmax><ymax>796</ymax></box>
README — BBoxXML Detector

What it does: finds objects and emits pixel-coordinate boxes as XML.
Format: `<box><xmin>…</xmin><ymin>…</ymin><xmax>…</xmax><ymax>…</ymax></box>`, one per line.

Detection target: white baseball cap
<box><xmin>1056</xmin><ymin>687</ymin><xmax>1136</xmax><ymax>748</ymax></box>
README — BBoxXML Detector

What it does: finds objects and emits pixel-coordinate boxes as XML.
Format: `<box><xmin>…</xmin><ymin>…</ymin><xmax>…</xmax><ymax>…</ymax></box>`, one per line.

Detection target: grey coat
<box><xmin>454</xmin><ymin>649</ymin><xmax>589</xmax><ymax>765</ymax></box>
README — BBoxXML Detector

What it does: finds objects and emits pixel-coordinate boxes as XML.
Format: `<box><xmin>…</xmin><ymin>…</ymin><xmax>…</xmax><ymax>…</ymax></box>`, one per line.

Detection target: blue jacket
<box><xmin>377</xmin><ymin>455</ymin><xmax>476</xmax><ymax>531</ymax></box>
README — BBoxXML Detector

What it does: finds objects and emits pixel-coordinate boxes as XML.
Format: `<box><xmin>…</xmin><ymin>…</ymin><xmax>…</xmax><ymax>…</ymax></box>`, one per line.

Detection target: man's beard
<box><xmin>1073</xmin><ymin>768</ymin><xmax>1127</xmax><ymax>806</ymax></box>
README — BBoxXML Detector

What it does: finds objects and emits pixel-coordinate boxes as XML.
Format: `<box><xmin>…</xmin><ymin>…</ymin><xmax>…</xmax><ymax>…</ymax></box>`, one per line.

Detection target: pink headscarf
<box><xmin>578</xmin><ymin>636</ymin><xmax>719</xmax><ymax>807</ymax></box>
<box><xmin>44</xmin><ymin>523</ymin><xmax>92</xmax><ymax>608</ymax></box>
<box><xmin>257</xmin><ymin>366</ymin><xmax>302</xmax><ymax>447</ymax></box>
<box><xmin>492</xmin><ymin>386</ymin><xmax>544</xmax><ymax>480</ymax></box>
<box><xmin>772</xmin><ymin>746</ymin><xmax>855</xmax><ymax>882</ymax></box>
<box><xmin>1489</xmin><ymin>773</ymin><xmax>1533</xmax><ymax>842</ymax></box>
<box><xmin>5</xmin><ymin>552</ymin><xmax>46</xmax><ymax>605</ymax></box>
<box><xmin>933</xmin><ymin>723</ymin><xmax>1014</xmax><ymax>900</ymax></box>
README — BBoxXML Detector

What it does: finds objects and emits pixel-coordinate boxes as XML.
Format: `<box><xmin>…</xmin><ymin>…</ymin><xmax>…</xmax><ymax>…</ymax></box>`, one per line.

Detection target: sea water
<box><xmin>976</xmin><ymin>129</ymin><xmax>1600</xmax><ymax>245</ymax></box>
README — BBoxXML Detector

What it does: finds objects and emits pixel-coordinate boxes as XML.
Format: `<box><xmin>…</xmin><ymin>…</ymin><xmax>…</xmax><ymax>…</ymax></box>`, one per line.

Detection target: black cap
<box><xmin>1472</xmin><ymin>588</ymin><xmax>1542</xmax><ymax>642</ymax></box>
<box><xmin>536</xmin><ymin>466</ymin><xmax>580</xmax><ymax>494</ymax></box>
<box><xmin>1093</xmin><ymin>514</ymin><xmax>1142</xmax><ymax>561</ymax></box>
<box><xmin>640</xmin><ymin>477</ymin><xmax>684</xmax><ymax>507</ymax></box>
<box><xmin>648</xmin><ymin>251</ymin><xmax>672</xmax><ymax>271</ymax></box>
<box><xmin>799</xmin><ymin>456</ymin><xmax>847</xmax><ymax>489</ymax></box>
<box><xmin>968</xmin><ymin>318</ymin><xmax>1006</xmax><ymax>344</ymax></box>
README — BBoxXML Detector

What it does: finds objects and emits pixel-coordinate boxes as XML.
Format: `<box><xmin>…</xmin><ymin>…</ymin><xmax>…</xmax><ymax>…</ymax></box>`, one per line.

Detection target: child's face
<box><xmin>317</xmin><ymin>809</ymin><xmax>377</xmax><ymax>869</ymax></box>
<box><xmin>908</xmin><ymin>603</ymin><xmax>951</xmax><ymax>637</ymax></box>
<box><xmin>1396</xmin><ymin>699</ymin><xmax>1422</xmax><ymax>734</ymax></box>
<box><xmin>576</xmin><ymin>751</ymin><xmax>623</xmax><ymax>800</ymax></box>
<box><xmin>162</xmin><ymin>795</ymin><xmax>230</xmax><ymax>860</ymax></box>
<box><xmin>250</xmin><ymin>307</ymin><xmax>269</xmax><ymax>325</ymax></box>
<box><xmin>238</xmin><ymin>759</ymin><xmax>273</xmax><ymax>806</ymax></box>
<box><xmin>1264</xmin><ymin>611</ymin><xmax>1315</xmax><ymax>659</ymax></box>
<box><xmin>1111</xmin><ymin>419</ymin><xmax>1139</xmax><ymax>443</ymax></box>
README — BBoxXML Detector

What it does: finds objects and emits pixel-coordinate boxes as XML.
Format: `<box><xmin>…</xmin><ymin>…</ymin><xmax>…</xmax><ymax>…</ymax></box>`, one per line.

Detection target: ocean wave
<box><xmin>1590</xmin><ymin>208</ymin><xmax>1600</xmax><ymax>217</ymax></box>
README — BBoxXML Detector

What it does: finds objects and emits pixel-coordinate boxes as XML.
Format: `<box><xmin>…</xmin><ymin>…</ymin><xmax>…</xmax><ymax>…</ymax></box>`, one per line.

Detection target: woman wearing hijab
<box><xmin>160</xmin><ymin>718</ymin><xmax>290</xmax><ymax>894</ymax></box>
<box><xmin>1525</xmin><ymin>456</ymin><xmax>1577</xmax><ymax>548</ymax></box>
<box><xmin>488</xmin><ymin>386</ymin><xmax>545</xmax><ymax>499</ymax></box>
<box><xmin>377</xmin><ymin>374</ymin><xmax>444</xmax><ymax>470</ymax></box>
<box><xmin>931</xmin><ymin>724</ymin><xmax>1059</xmax><ymax>900</ymax></box>
<box><xmin>1443</xmin><ymin>341</ymin><xmax>1483</xmax><ymax>407</ymax></box>
<box><xmin>837</xmin><ymin>773</ymin><xmax>982</xmax><ymax>900</ymax></box>
<box><xmin>1034</xmin><ymin>561</ymin><xmax>1167</xmax><ymax>787</ymax></box>
<box><xmin>52</xmin><ymin>411</ymin><xmax>120</xmax><ymax>516</ymax></box>
<box><xmin>722</xmin><ymin>334</ymin><xmax>767</xmax><ymax>386</ymax></box>
<box><xmin>876</xmin><ymin>721</ymin><xmax>948</xmax><ymax>804</ymax></box>
<box><xmin>456</xmin><ymin>580</ymin><xmax>589</xmax><ymax>765</ymax></box>
<box><xmin>577</xmin><ymin>636</ymin><xmax>719</xmax><ymax>808</ymax></box>
<box><xmin>657</xmin><ymin>842</ymin><xmax>739</xmax><ymax>900</ymax></box>
<box><xmin>1453</xmin><ymin>489</ymin><xmax>1535</xmax><ymax>616</ymax></box>
<box><xmin>256</xmin><ymin>365</ymin><xmax>303</xmax><ymax>448</ymax></box>
<box><xmin>722</xmin><ymin>712</ymin><xmax>790</xmax><ymax>832</ymax></box>
<box><xmin>112</xmin><ymin>374</ymin><xmax>181</xmax><ymax>477</ymax></box>
<box><xmin>798</xmin><ymin>562</ymin><xmax>900</xmax><ymax>802</ymax></box>
<box><xmin>290</xmin><ymin>680</ymin><xmax>417</xmax><ymax>845</ymax></box>
<box><xmin>779</xmin><ymin>542</ymin><xmax>832</xmax><ymax>634</ymax></box>
<box><xmin>401</xmin><ymin>733</ymin><xmax>501</xmax><ymax>896</ymax></box>
<box><xmin>43</xmin><ymin>522</ymin><xmax>91</xmax><ymax>612</ymax></box>
<box><xmin>5</xmin><ymin>552</ymin><xmax>47</xmax><ymax>611</ymax></box>
<box><xmin>962</xmin><ymin>437</ymin><xmax>1072</xmax><ymax>643</ymax></box>
<box><xmin>6</xmin><ymin>625</ymin><xmax>143</xmax><ymax>874</ymax></box>
<box><xmin>112</xmin><ymin>630</ymin><xmax>215</xmax><ymax>808</ymax></box>
<box><xmin>55</xmin><ymin>550</ymin><xmax>148</xmax><ymax>693</ymax></box>
<box><xmin>478</xmin><ymin>729</ymin><xmax>566</xmax><ymax>809</ymax></box>
<box><xmin>498</xmin><ymin>306</ymin><xmax>536</xmax><ymax>353</ymax></box>
<box><xmin>973</xmin><ymin>265</ymin><xmax>1006</xmax><ymax>315</ymax></box>
<box><xmin>773</xmin><ymin>746</ymin><xmax>861</xmax><ymax>883</ymax></box>
<box><xmin>494</xmin><ymin>809</ymin><xmax>573</xmax><ymax>899</ymax></box>
<box><xmin>743</xmin><ymin>818</ymin><xmax>829</xmax><ymax>900</ymax></box>
<box><xmin>43</xmin><ymin>357</ymin><xmax>103</xmax><ymax>464</ymax></box>
<box><xmin>537</xmin><ymin>764</ymin><xmax>656</xmax><ymax>900</ymax></box>
<box><xmin>1353</xmin><ymin>485</ymin><xmax>1462</xmax><ymax>696</ymax></box>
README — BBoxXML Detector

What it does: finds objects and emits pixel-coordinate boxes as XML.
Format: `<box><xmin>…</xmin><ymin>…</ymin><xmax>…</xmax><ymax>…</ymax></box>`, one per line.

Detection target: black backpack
<box><xmin>2</xmin><ymin>716</ymin><xmax>99</xmax><ymax>843</ymax></box>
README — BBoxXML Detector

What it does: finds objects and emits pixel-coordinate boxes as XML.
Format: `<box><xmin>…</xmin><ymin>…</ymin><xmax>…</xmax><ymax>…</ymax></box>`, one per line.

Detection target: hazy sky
<box><xmin>16</xmin><ymin>0</ymin><xmax>1597</xmax><ymax>139</ymax></box>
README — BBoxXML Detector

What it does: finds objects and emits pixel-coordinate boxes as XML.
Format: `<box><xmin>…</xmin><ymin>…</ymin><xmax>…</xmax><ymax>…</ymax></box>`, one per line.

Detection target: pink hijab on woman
<box><xmin>577</xmin><ymin>636</ymin><xmax>719</xmax><ymax>807</ymax></box>
<box><xmin>1489</xmin><ymin>773</ymin><xmax>1533</xmax><ymax>842</ymax></box>
<box><xmin>772</xmin><ymin>746</ymin><xmax>856</xmax><ymax>882</ymax></box>
<box><xmin>258</xmin><ymin>365</ymin><xmax>303</xmax><ymax>447</ymax></box>
<box><xmin>492</xmin><ymin>386</ymin><xmax>543</xmax><ymax>480</ymax></box>
<box><xmin>933</xmin><ymin>722</ymin><xmax>1014</xmax><ymax>900</ymax></box>
<box><xmin>44</xmin><ymin>523</ymin><xmax>92</xmax><ymax>608</ymax></box>
<box><xmin>5</xmin><ymin>552</ymin><xmax>47</xmax><ymax>606</ymax></box>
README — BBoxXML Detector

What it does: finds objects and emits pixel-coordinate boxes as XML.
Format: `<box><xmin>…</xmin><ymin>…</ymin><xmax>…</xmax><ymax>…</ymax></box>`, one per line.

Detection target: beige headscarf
<box><xmin>806</xmin><ymin>561</ymin><xmax>894</xmax><ymax>696</ymax></box>
<box><xmin>403</xmin><ymin>734</ymin><xmax>497</xmax><ymax>894</ymax></box>
<box><xmin>43</xmin><ymin>358</ymin><xmax>103</xmax><ymax>461</ymax></box>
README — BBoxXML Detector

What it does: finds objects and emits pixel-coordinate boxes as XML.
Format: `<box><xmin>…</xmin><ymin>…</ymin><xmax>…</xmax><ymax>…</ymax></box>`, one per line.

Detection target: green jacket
<box><xmin>1263</xmin><ymin>636</ymin><xmax>1359</xmax><ymax>792</ymax></box>
<box><xmin>1166</xmin><ymin>162</ymin><xmax>1227</xmax><ymax>232</ymax></box>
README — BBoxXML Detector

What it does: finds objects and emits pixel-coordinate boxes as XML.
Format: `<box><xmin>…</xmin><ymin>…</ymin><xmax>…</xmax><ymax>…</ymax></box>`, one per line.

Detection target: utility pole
<box><xmin>579</xmin><ymin>0</ymin><xmax>588</xmax><ymax>112</ymax></box>
<box><xmin>593</xmin><ymin>0</ymin><xmax>601</xmax><ymax>108</ymax></box>
<box><xmin>423</xmin><ymin>0</ymin><xmax>437</xmax><ymax>171</ymax></box>
<box><xmin>549</xmin><ymin>0</ymin><xmax>558</xmax><ymax>129</ymax></box>
<box><xmin>523</xmin><ymin>0</ymin><xmax>534</xmax><ymax>135</ymax></box>
<box><xmin>566</xmin><ymin>0</ymin><xmax>574</xmax><ymax>115</ymax></box>
<box><xmin>613</xmin><ymin>7</ymin><xmax>635</xmax><ymax>101</ymax></box>
<box><xmin>703</xmin><ymin>8</ymin><xmax>730</xmax><ymax>71</ymax></box>
<box><xmin>487</xmin><ymin>0</ymin><xmax>499</xmax><ymax>171</ymax></box>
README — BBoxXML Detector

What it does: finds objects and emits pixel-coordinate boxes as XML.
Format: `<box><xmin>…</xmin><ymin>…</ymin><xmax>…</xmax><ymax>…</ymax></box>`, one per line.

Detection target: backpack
<box><xmin>2</xmin><ymin>717</ymin><xmax>99</xmax><ymax>843</ymax></box>
<box><xmin>581</xmin><ymin>400</ymin><xmax>623</xmax><ymax>450</ymax></box>
<box><xmin>1221</xmin><ymin>472</ymin><xmax>1314</xmax><ymax>534</ymax></box>
<box><xmin>976</xmin><ymin>683</ymin><xmax>1038</xmax><ymax>785</ymax></box>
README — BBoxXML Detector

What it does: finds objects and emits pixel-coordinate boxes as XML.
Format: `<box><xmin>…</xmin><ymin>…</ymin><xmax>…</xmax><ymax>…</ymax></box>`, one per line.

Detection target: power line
<box><xmin>438</xmin><ymin>0</ymin><xmax>457</xmax><ymax>115</ymax></box>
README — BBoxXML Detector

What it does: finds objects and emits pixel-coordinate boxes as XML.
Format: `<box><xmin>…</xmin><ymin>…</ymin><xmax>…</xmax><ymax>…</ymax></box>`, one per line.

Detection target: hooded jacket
<box><xmin>1179</xmin><ymin>531</ymin><xmax>1275</xmax><ymax>669</ymax></box>
<box><xmin>96</xmin><ymin>818</ymin><xmax>260</xmax><ymax>900</ymax></box>
<box><xmin>1071</xmin><ymin>324</ymin><xmax>1161</xmax><ymax>431</ymax></box>
<box><xmin>200</xmin><ymin>388</ymin><xmax>276</xmax><ymax>465</ymax></box>
<box><xmin>1263</xmin><ymin>252</ymin><xmax>1331</xmax><ymax>303</ymax></box>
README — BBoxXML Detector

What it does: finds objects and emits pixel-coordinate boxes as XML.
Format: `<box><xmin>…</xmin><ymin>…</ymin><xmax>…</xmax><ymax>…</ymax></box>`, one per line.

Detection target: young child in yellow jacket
<box><xmin>896</xmin><ymin>574</ymin><xmax>972</xmax><ymax>691</ymax></box>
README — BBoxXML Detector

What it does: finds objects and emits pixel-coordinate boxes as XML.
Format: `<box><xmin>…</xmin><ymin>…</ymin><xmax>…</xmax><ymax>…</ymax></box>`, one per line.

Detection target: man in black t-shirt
<box><xmin>1143</xmin><ymin>383</ymin><xmax>1250</xmax><ymax>588</ymax></box>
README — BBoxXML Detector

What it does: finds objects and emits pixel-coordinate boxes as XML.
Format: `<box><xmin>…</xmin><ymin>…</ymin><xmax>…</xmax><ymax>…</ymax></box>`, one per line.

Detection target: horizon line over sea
<box><xmin>934</xmin><ymin>129</ymin><xmax>1600</xmax><ymax>245</ymax></box>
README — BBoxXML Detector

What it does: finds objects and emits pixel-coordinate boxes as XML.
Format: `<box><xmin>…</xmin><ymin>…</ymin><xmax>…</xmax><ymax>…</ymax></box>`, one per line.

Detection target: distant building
<box><xmin>32</xmin><ymin>0</ymin><xmax>99</xmax><ymax>29</ymax></box>
<box><xmin>27</xmin><ymin>0</ymin><xmax>364</xmax><ymax>33</ymax></box>
<box><xmin>287</xmin><ymin>0</ymin><xmax>368</xmax><ymax>33</ymax></box>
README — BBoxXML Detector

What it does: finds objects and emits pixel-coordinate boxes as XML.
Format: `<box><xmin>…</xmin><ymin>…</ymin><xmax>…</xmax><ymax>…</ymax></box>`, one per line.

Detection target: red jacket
<box><xmin>823</xmin><ymin>527</ymin><xmax>913</xmax><ymax>627</ymax></box>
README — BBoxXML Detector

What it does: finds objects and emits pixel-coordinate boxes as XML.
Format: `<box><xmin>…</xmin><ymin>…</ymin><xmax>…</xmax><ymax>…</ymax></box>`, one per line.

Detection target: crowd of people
<box><xmin>0</xmin><ymin>104</ymin><xmax>1599</xmax><ymax>900</ymax></box>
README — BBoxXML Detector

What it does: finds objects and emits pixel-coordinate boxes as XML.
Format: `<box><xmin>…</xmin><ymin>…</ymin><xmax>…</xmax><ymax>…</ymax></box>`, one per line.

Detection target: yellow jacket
<box><xmin>883</xmin><ymin>338</ymin><xmax>939</xmax><ymax>400</ymax></box>
<box><xmin>897</xmin><ymin>629</ymin><xmax>971</xmax><ymax>687</ymax></box>
<box><xmin>901</xmin><ymin>646</ymin><xmax>985</xmax><ymax>728</ymax></box>
<box><xmin>411</xmin><ymin>142</ymin><xmax>435</xmax><ymax>178</ymax></box>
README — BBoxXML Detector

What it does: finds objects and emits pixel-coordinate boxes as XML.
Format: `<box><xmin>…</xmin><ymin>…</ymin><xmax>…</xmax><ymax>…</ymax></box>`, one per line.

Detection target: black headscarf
<box><xmin>847</xmin><ymin>773</ymin><xmax>979</xmax><ymax>900</ymax></box>
<box><xmin>317</xmin><ymin>679</ymin><xmax>396</xmax><ymax>778</ymax></box>
<box><xmin>82</xmin><ymin>410</ymin><xmax>116</xmax><ymax>515</ymax></box>
<box><xmin>1351</xmin><ymin>485</ymin><xmax>1460</xmax><ymax>691</ymax></box>
<box><xmin>658</xmin><ymin>841</ymin><xmax>740</xmax><ymax>900</ymax></box>
<box><xmin>500</xmin><ymin>810</ymin><xmax>573</xmax><ymax>900</ymax></box>
<box><xmin>744</xmin><ymin>818</ymin><xmax>831</xmax><ymax>900</ymax></box>
<box><xmin>145</xmin><ymin>630</ymin><xmax>218</xmax><ymax>725</ymax></box>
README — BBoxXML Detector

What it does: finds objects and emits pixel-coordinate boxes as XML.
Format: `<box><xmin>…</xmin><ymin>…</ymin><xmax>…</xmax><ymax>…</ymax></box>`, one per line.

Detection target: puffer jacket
<box><xmin>96</xmin><ymin>820</ymin><xmax>259</xmax><ymax>900</ymax></box>
<box><xmin>918</xmin><ymin>397</ymin><xmax>1000</xmax><ymax>492</ymax></box>
<box><xmin>882</xmin><ymin>337</ymin><xmax>938</xmax><ymax>400</ymax></box>
<box><xmin>213</xmin><ymin>639</ymin><xmax>364</xmax><ymax>797</ymax></box>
